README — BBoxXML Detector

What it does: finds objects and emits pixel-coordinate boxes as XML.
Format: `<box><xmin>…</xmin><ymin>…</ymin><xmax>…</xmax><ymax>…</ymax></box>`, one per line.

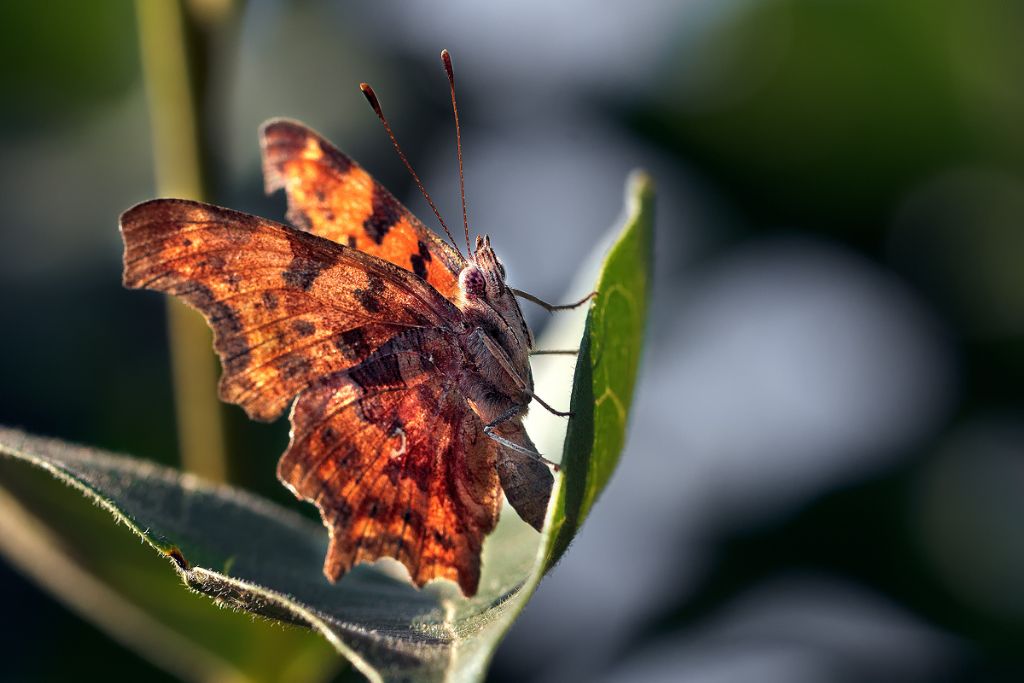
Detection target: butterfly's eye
<box><xmin>459</xmin><ymin>265</ymin><xmax>487</xmax><ymax>299</ymax></box>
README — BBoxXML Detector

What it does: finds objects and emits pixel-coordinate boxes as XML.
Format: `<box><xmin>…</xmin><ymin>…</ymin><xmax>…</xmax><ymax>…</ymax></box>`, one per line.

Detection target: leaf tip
<box><xmin>626</xmin><ymin>168</ymin><xmax>655</xmax><ymax>203</ymax></box>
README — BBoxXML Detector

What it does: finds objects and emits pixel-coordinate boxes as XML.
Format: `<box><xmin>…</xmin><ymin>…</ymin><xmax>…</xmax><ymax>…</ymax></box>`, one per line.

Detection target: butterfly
<box><xmin>119</xmin><ymin>50</ymin><xmax>588</xmax><ymax>596</ymax></box>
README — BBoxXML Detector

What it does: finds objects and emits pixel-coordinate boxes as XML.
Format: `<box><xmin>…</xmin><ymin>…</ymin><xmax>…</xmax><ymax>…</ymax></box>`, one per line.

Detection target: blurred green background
<box><xmin>1</xmin><ymin>0</ymin><xmax>1023</xmax><ymax>681</ymax></box>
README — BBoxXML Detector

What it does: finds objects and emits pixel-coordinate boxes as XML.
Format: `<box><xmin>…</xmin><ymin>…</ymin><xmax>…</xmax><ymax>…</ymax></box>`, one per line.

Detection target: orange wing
<box><xmin>120</xmin><ymin>199</ymin><xmax>460</xmax><ymax>422</ymax></box>
<box><xmin>260</xmin><ymin>119</ymin><xmax>464</xmax><ymax>301</ymax></box>
<box><xmin>278</xmin><ymin>331</ymin><xmax>502</xmax><ymax>596</ymax></box>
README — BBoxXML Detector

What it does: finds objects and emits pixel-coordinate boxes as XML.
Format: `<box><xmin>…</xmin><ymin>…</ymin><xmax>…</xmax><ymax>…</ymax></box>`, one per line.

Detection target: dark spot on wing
<box><xmin>221</xmin><ymin>335</ymin><xmax>252</xmax><ymax>373</ymax></box>
<box><xmin>347</xmin><ymin>236</ymin><xmax>357</xmax><ymax>248</ymax></box>
<box><xmin>432</xmin><ymin>529</ymin><xmax>455</xmax><ymax>550</ymax></box>
<box><xmin>410</xmin><ymin>253</ymin><xmax>428</xmax><ymax>279</ymax></box>
<box><xmin>411</xmin><ymin>241</ymin><xmax>434</xmax><ymax>278</ymax></box>
<box><xmin>178</xmin><ymin>282</ymin><xmax>242</xmax><ymax>336</ymax></box>
<box><xmin>194</xmin><ymin>252</ymin><xmax>227</xmax><ymax>272</ymax></box>
<box><xmin>354</xmin><ymin>272</ymin><xmax>386</xmax><ymax>313</ymax></box>
<box><xmin>336</xmin><ymin>327</ymin><xmax>370</xmax><ymax>360</ymax></box>
<box><xmin>292</xmin><ymin>320</ymin><xmax>316</xmax><ymax>337</ymax></box>
<box><xmin>319</xmin><ymin>138</ymin><xmax>353</xmax><ymax>175</ymax></box>
<box><xmin>363</xmin><ymin>185</ymin><xmax>402</xmax><ymax>245</ymax></box>
<box><xmin>277</xmin><ymin>353</ymin><xmax>311</xmax><ymax>380</ymax></box>
<box><xmin>172</xmin><ymin>283</ymin><xmax>252</xmax><ymax>371</ymax></box>
<box><xmin>281</xmin><ymin>229</ymin><xmax>330</xmax><ymax>291</ymax></box>
<box><xmin>417</xmin><ymin>240</ymin><xmax>432</xmax><ymax>262</ymax></box>
<box><xmin>323</xmin><ymin>493</ymin><xmax>353</xmax><ymax>524</ymax></box>
<box><xmin>261</xmin><ymin>291</ymin><xmax>279</xmax><ymax>311</ymax></box>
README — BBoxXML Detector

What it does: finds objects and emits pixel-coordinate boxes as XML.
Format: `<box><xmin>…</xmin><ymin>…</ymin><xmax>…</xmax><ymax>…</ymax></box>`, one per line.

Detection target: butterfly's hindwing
<box><xmin>279</xmin><ymin>331</ymin><xmax>501</xmax><ymax>595</ymax></box>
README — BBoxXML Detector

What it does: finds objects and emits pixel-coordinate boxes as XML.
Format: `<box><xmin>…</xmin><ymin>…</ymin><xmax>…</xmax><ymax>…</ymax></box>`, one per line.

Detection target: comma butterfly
<box><xmin>120</xmin><ymin>50</ymin><xmax>590</xmax><ymax>596</ymax></box>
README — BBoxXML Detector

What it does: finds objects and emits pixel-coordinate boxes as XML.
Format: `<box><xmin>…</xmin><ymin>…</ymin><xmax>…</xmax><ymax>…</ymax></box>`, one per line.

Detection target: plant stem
<box><xmin>135</xmin><ymin>0</ymin><xmax>229</xmax><ymax>483</ymax></box>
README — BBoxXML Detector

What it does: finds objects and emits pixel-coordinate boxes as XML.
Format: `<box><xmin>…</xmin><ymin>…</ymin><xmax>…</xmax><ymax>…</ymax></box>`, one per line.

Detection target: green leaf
<box><xmin>0</xmin><ymin>456</ymin><xmax>339</xmax><ymax>683</ymax></box>
<box><xmin>0</xmin><ymin>170</ymin><xmax>653</xmax><ymax>683</ymax></box>
<box><xmin>545</xmin><ymin>170</ymin><xmax>654</xmax><ymax>567</ymax></box>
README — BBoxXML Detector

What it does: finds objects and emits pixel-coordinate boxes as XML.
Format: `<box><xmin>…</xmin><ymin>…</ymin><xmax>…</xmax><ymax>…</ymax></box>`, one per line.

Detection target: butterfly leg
<box><xmin>530</xmin><ymin>349</ymin><xmax>579</xmax><ymax>356</ymax></box>
<box><xmin>529</xmin><ymin>392</ymin><xmax>572</xmax><ymax>418</ymax></box>
<box><xmin>512</xmin><ymin>288</ymin><xmax>596</xmax><ymax>313</ymax></box>
<box><xmin>472</xmin><ymin>328</ymin><xmax>574</xmax><ymax>418</ymax></box>
<box><xmin>483</xmin><ymin>407</ymin><xmax>561</xmax><ymax>471</ymax></box>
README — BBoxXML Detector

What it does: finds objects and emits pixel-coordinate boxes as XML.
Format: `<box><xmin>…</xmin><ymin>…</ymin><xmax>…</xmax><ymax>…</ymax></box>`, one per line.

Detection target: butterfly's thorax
<box><xmin>453</xmin><ymin>237</ymin><xmax>534</xmax><ymax>423</ymax></box>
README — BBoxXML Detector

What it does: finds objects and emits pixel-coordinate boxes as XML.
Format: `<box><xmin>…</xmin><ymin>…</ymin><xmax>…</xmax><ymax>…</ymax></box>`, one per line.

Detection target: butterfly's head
<box><xmin>461</xmin><ymin>235</ymin><xmax>505</xmax><ymax>293</ymax></box>
<box><xmin>458</xmin><ymin>235</ymin><xmax>534</xmax><ymax>352</ymax></box>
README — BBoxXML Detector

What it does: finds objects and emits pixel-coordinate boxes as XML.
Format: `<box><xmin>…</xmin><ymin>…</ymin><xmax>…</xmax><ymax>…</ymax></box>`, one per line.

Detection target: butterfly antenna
<box><xmin>359</xmin><ymin>82</ymin><xmax>463</xmax><ymax>257</ymax></box>
<box><xmin>441</xmin><ymin>49</ymin><xmax>471</xmax><ymax>255</ymax></box>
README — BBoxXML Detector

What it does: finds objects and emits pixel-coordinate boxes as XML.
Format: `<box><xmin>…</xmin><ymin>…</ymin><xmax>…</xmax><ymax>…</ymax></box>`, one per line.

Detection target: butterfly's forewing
<box><xmin>260</xmin><ymin>119</ymin><xmax>464</xmax><ymax>300</ymax></box>
<box><xmin>120</xmin><ymin>199</ymin><xmax>460</xmax><ymax>422</ymax></box>
<box><xmin>279</xmin><ymin>330</ymin><xmax>501</xmax><ymax>596</ymax></box>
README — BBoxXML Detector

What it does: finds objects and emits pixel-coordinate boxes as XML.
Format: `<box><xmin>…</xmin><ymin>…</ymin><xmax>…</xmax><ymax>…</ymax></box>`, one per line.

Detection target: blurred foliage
<box><xmin>0</xmin><ymin>1</ymin><xmax>138</xmax><ymax>131</ymax></box>
<box><xmin>641</xmin><ymin>0</ymin><xmax>1024</xmax><ymax>243</ymax></box>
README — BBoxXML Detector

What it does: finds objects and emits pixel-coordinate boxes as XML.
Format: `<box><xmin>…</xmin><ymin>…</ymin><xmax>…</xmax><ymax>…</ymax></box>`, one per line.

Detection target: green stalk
<box><xmin>135</xmin><ymin>0</ymin><xmax>230</xmax><ymax>483</ymax></box>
